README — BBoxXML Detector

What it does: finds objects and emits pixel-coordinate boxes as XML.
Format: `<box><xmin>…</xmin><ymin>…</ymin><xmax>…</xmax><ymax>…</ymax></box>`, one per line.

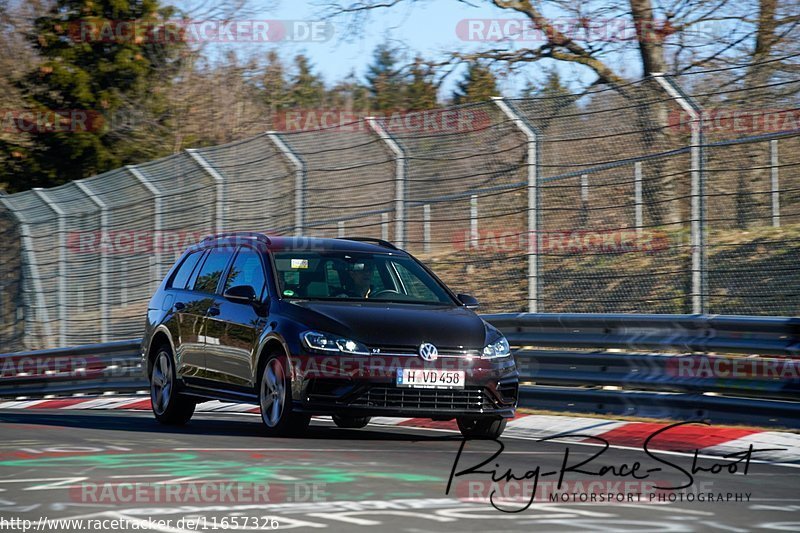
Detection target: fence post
<box><xmin>381</xmin><ymin>212</ymin><xmax>389</xmax><ymax>241</ymax></box>
<box><xmin>366</xmin><ymin>117</ymin><xmax>405</xmax><ymax>248</ymax></box>
<box><xmin>581</xmin><ymin>174</ymin><xmax>589</xmax><ymax>205</ymax></box>
<box><xmin>186</xmin><ymin>149</ymin><xmax>224</xmax><ymax>234</ymax></box>
<box><xmin>423</xmin><ymin>204</ymin><xmax>431</xmax><ymax>253</ymax></box>
<box><xmin>652</xmin><ymin>74</ymin><xmax>706</xmax><ymax>315</ymax></box>
<box><xmin>31</xmin><ymin>189</ymin><xmax>66</xmax><ymax>346</ymax></box>
<box><xmin>580</xmin><ymin>173</ymin><xmax>589</xmax><ymax>227</ymax></box>
<box><xmin>470</xmin><ymin>195</ymin><xmax>479</xmax><ymax>250</ymax></box>
<box><xmin>127</xmin><ymin>165</ymin><xmax>162</xmax><ymax>286</ymax></box>
<box><xmin>337</xmin><ymin>221</ymin><xmax>345</xmax><ymax>238</ymax></box>
<box><xmin>770</xmin><ymin>139</ymin><xmax>780</xmax><ymax>228</ymax></box>
<box><xmin>493</xmin><ymin>97</ymin><xmax>540</xmax><ymax>313</ymax></box>
<box><xmin>74</xmin><ymin>181</ymin><xmax>109</xmax><ymax>343</ymax></box>
<box><xmin>634</xmin><ymin>162</ymin><xmax>644</xmax><ymax>237</ymax></box>
<box><xmin>120</xmin><ymin>260</ymin><xmax>128</xmax><ymax>306</ymax></box>
<box><xmin>267</xmin><ymin>132</ymin><xmax>306</xmax><ymax>236</ymax></box>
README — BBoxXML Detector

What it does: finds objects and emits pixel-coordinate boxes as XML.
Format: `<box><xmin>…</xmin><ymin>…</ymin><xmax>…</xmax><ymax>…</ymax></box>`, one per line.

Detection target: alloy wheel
<box><xmin>151</xmin><ymin>351</ymin><xmax>173</xmax><ymax>416</ymax></box>
<box><xmin>261</xmin><ymin>358</ymin><xmax>286</xmax><ymax>427</ymax></box>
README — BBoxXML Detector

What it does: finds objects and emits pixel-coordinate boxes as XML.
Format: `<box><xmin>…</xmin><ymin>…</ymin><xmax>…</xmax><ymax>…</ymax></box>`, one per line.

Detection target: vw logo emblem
<box><xmin>418</xmin><ymin>342</ymin><xmax>438</xmax><ymax>361</ymax></box>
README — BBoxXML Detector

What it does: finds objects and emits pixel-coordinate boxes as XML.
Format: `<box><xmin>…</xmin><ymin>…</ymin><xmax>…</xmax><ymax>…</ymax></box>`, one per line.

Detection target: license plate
<box><xmin>396</xmin><ymin>368</ymin><xmax>465</xmax><ymax>389</ymax></box>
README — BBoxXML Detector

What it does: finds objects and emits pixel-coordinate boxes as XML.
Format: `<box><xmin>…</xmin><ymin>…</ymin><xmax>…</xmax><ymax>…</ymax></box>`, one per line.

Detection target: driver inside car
<box><xmin>337</xmin><ymin>260</ymin><xmax>376</xmax><ymax>298</ymax></box>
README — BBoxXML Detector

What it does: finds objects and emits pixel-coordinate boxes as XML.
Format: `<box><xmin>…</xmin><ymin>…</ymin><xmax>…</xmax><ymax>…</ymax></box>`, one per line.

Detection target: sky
<box><xmin>185</xmin><ymin>0</ymin><xmax>642</xmax><ymax>98</ymax></box>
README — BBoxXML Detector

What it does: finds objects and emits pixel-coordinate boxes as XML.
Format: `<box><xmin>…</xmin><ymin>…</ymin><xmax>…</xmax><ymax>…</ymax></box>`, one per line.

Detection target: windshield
<box><xmin>272</xmin><ymin>251</ymin><xmax>455</xmax><ymax>305</ymax></box>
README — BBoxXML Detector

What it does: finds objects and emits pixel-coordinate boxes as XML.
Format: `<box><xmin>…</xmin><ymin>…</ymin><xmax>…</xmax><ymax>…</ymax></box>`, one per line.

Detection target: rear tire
<box><xmin>150</xmin><ymin>345</ymin><xmax>195</xmax><ymax>425</ymax></box>
<box><xmin>457</xmin><ymin>417</ymin><xmax>507</xmax><ymax>439</ymax></box>
<box><xmin>259</xmin><ymin>354</ymin><xmax>310</xmax><ymax>437</ymax></box>
<box><xmin>332</xmin><ymin>415</ymin><xmax>371</xmax><ymax>429</ymax></box>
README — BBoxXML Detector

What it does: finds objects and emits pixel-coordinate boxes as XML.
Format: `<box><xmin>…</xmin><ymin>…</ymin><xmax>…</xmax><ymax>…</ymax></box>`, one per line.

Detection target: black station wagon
<box><xmin>141</xmin><ymin>233</ymin><xmax>518</xmax><ymax>438</ymax></box>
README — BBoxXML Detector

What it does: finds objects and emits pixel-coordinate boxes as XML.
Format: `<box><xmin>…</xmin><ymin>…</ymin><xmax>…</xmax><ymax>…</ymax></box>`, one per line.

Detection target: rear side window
<box><xmin>224</xmin><ymin>247</ymin><xmax>268</xmax><ymax>300</ymax></box>
<box><xmin>170</xmin><ymin>251</ymin><xmax>203</xmax><ymax>289</ymax></box>
<box><xmin>192</xmin><ymin>248</ymin><xmax>234</xmax><ymax>294</ymax></box>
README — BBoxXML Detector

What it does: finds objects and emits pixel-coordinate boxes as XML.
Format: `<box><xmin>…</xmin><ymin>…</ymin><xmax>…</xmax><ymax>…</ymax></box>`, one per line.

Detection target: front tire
<box><xmin>150</xmin><ymin>345</ymin><xmax>195</xmax><ymax>425</ymax></box>
<box><xmin>259</xmin><ymin>354</ymin><xmax>310</xmax><ymax>436</ymax></box>
<box><xmin>457</xmin><ymin>417</ymin><xmax>507</xmax><ymax>439</ymax></box>
<box><xmin>332</xmin><ymin>415</ymin><xmax>371</xmax><ymax>429</ymax></box>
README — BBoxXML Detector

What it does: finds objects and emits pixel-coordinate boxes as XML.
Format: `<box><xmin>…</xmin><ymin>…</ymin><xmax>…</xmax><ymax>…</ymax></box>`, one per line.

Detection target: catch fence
<box><xmin>1</xmin><ymin>61</ymin><xmax>798</xmax><ymax>350</ymax></box>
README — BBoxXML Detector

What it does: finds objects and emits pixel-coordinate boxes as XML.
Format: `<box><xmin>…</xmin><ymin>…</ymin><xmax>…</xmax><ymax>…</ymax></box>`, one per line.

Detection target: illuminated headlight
<box><xmin>302</xmin><ymin>331</ymin><xmax>370</xmax><ymax>355</ymax></box>
<box><xmin>482</xmin><ymin>336</ymin><xmax>511</xmax><ymax>359</ymax></box>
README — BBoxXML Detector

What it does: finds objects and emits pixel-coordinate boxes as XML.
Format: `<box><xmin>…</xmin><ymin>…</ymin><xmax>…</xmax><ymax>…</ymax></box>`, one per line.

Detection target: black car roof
<box><xmin>195</xmin><ymin>233</ymin><xmax>406</xmax><ymax>255</ymax></box>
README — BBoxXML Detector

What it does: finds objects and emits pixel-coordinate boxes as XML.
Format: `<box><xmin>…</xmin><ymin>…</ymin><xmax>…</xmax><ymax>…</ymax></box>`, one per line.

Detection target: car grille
<box><xmin>349</xmin><ymin>386</ymin><xmax>494</xmax><ymax>411</ymax></box>
<box><xmin>370</xmin><ymin>345</ymin><xmax>480</xmax><ymax>358</ymax></box>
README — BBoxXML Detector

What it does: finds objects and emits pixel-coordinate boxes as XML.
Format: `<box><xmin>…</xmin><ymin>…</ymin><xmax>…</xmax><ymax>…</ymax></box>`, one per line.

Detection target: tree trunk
<box><xmin>629</xmin><ymin>0</ymin><xmax>667</xmax><ymax>76</ymax></box>
<box><xmin>736</xmin><ymin>0</ymin><xmax>779</xmax><ymax>228</ymax></box>
<box><xmin>627</xmin><ymin>0</ymin><xmax>677</xmax><ymax>225</ymax></box>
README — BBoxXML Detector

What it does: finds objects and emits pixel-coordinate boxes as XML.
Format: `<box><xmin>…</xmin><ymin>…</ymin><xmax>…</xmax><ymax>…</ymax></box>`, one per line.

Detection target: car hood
<box><xmin>287</xmin><ymin>300</ymin><xmax>488</xmax><ymax>349</ymax></box>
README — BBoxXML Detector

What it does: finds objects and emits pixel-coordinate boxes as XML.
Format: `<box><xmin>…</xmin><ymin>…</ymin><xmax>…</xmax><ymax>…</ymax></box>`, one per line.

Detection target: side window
<box><xmin>224</xmin><ymin>248</ymin><xmax>267</xmax><ymax>300</ymax></box>
<box><xmin>169</xmin><ymin>251</ymin><xmax>203</xmax><ymax>289</ymax></box>
<box><xmin>393</xmin><ymin>262</ymin><xmax>439</xmax><ymax>300</ymax></box>
<box><xmin>192</xmin><ymin>248</ymin><xmax>233</xmax><ymax>294</ymax></box>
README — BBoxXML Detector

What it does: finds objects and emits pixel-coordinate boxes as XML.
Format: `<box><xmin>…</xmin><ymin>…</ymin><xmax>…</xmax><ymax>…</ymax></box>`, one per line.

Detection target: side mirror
<box><xmin>457</xmin><ymin>293</ymin><xmax>480</xmax><ymax>308</ymax></box>
<box><xmin>224</xmin><ymin>285</ymin><xmax>257</xmax><ymax>304</ymax></box>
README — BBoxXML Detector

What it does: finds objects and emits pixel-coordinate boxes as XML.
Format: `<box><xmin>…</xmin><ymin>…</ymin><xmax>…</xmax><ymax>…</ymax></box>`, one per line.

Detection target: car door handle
<box><xmin>207</xmin><ymin>307</ymin><xmax>220</xmax><ymax>317</ymax></box>
<box><xmin>174</xmin><ymin>302</ymin><xmax>185</xmax><ymax>311</ymax></box>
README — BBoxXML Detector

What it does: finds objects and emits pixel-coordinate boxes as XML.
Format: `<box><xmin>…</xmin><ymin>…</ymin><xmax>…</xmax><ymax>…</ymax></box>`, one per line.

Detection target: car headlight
<box><xmin>302</xmin><ymin>331</ymin><xmax>370</xmax><ymax>355</ymax></box>
<box><xmin>482</xmin><ymin>336</ymin><xmax>511</xmax><ymax>359</ymax></box>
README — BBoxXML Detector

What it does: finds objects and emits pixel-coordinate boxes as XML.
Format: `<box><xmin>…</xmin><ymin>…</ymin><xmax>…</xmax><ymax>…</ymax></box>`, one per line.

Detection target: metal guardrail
<box><xmin>512</xmin><ymin>349</ymin><xmax>800</xmax><ymax>399</ymax></box>
<box><xmin>0</xmin><ymin>339</ymin><xmax>145</xmax><ymax>397</ymax></box>
<box><xmin>517</xmin><ymin>388</ymin><xmax>800</xmax><ymax>428</ymax></box>
<box><xmin>483</xmin><ymin>313</ymin><xmax>800</xmax><ymax>356</ymax></box>
<box><xmin>0</xmin><ymin>314</ymin><xmax>798</xmax><ymax>427</ymax></box>
<box><xmin>485</xmin><ymin>313</ymin><xmax>800</xmax><ymax>427</ymax></box>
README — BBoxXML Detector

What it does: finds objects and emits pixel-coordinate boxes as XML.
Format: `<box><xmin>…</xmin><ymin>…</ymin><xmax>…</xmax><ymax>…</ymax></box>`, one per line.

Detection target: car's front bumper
<box><xmin>289</xmin><ymin>352</ymin><xmax>519</xmax><ymax>418</ymax></box>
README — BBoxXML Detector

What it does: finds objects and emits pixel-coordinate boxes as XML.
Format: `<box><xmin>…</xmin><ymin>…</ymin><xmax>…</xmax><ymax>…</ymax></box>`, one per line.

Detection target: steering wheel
<box><xmin>369</xmin><ymin>289</ymin><xmax>401</xmax><ymax>299</ymax></box>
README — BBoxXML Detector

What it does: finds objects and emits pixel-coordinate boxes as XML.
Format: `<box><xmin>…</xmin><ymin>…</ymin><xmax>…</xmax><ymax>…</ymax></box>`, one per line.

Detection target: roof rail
<box><xmin>201</xmin><ymin>232</ymin><xmax>272</xmax><ymax>245</ymax></box>
<box><xmin>337</xmin><ymin>236</ymin><xmax>398</xmax><ymax>250</ymax></box>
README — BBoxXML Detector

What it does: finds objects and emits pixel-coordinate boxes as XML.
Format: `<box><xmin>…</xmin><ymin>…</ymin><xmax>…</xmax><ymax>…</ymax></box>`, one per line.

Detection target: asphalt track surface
<box><xmin>0</xmin><ymin>409</ymin><xmax>798</xmax><ymax>532</ymax></box>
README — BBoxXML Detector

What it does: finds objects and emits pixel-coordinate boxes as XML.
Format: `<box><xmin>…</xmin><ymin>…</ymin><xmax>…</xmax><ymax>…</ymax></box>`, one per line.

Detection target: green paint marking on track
<box><xmin>0</xmin><ymin>453</ymin><xmax>440</xmax><ymax>485</ymax></box>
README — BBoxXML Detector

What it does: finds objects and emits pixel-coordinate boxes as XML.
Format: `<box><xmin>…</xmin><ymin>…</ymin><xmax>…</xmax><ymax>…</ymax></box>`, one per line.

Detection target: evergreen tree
<box><xmin>365</xmin><ymin>43</ymin><xmax>405</xmax><ymax>111</ymax></box>
<box><xmin>288</xmin><ymin>54</ymin><xmax>325</xmax><ymax>109</ymax></box>
<box><xmin>404</xmin><ymin>56</ymin><xmax>438</xmax><ymax>110</ymax></box>
<box><xmin>522</xmin><ymin>67</ymin><xmax>572</xmax><ymax>100</ymax></box>
<box><xmin>262</xmin><ymin>50</ymin><xmax>290</xmax><ymax>111</ymax></box>
<box><xmin>329</xmin><ymin>71</ymin><xmax>371</xmax><ymax>111</ymax></box>
<box><xmin>521</xmin><ymin>67</ymin><xmax>578</xmax><ymax>121</ymax></box>
<box><xmin>3</xmin><ymin>0</ymin><xmax>185</xmax><ymax>191</ymax></box>
<box><xmin>453</xmin><ymin>61</ymin><xmax>499</xmax><ymax>104</ymax></box>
